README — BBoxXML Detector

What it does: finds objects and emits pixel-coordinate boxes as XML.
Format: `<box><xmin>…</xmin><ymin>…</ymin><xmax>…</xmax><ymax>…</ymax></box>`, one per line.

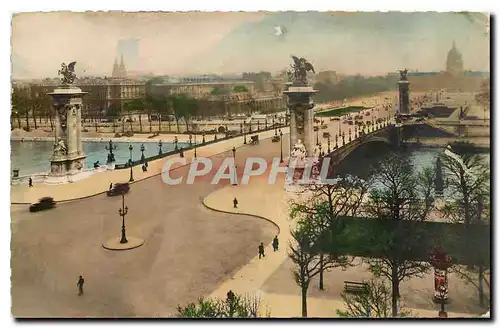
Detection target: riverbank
<box><xmin>406</xmin><ymin>137</ymin><xmax>490</xmax><ymax>150</ymax></box>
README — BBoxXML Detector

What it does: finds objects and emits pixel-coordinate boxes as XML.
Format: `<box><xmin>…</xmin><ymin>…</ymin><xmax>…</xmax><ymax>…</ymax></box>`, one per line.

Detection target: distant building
<box><xmin>316</xmin><ymin>71</ymin><xmax>339</xmax><ymax>84</ymax></box>
<box><xmin>446</xmin><ymin>41</ymin><xmax>464</xmax><ymax>76</ymax></box>
<box><xmin>112</xmin><ymin>55</ymin><xmax>127</xmax><ymax>79</ymax></box>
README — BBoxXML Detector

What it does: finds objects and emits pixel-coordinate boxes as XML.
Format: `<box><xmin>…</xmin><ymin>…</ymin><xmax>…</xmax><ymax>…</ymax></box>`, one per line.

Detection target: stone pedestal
<box><xmin>398</xmin><ymin>80</ymin><xmax>410</xmax><ymax>115</ymax></box>
<box><xmin>283</xmin><ymin>85</ymin><xmax>318</xmax><ymax>157</ymax></box>
<box><xmin>47</xmin><ymin>86</ymin><xmax>87</xmax><ymax>177</ymax></box>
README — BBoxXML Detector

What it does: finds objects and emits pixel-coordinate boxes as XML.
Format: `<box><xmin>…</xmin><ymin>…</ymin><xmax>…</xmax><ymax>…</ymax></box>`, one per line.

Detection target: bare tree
<box><xmin>290</xmin><ymin>174</ymin><xmax>370</xmax><ymax>290</ymax></box>
<box><xmin>336</xmin><ymin>279</ymin><xmax>412</xmax><ymax>318</ymax></box>
<box><xmin>439</xmin><ymin>141</ymin><xmax>490</xmax><ymax>307</ymax></box>
<box><xmin>362</xmin><ymin>155</ymin><xmax>435</xmax><ymax>317</ymax></box>
<box><xmin>289</xmin><ymin>214</ymin><xmax>350</xmax><ymax>317</ymax></box>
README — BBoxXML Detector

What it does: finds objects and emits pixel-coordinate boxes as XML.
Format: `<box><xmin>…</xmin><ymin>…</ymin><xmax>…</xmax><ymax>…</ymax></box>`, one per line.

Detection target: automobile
<box><xmin>271</xmin><ymin>135</ymin><xmax>280</xmax><ymax>143</ymax></box>
<box><xmin>347</xmin><ymin>120</ymin><xmax>354</xmax><ymax>125</ymax></box>
<box><xmin>330</xmin><ymin>117</ymin><xmax>340</xmax><ymax>121</ymax></box>
<box><xmin>354</xmin><ymin>115</ymin><xmax>363</xmax><ymax>120</ymax></box>
<box><xmin>364</xmin><ymin>112</ymin><xmax>371</xmax><ymax>116</ymax></box>
<box><xmin>343</xmin><ymin>120</ymin><xmax>349</xmax><ymax>124</ymax></box>
<box><xmin>29</xmin><ymin>197</ymin><xmax>56</xmax><ymax>213</ymax></box>
<box><xmin>107</xmin><ymin>183</ymin><xmax>130</xmax><ymax>197</ymax></box>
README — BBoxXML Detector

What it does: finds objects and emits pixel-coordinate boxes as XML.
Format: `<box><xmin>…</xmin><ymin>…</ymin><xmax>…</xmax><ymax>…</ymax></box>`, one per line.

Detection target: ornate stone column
<box><xmin>398</xmin><ymin>69</ymin><xmax>411</xmax><ymax>115</ymax></box>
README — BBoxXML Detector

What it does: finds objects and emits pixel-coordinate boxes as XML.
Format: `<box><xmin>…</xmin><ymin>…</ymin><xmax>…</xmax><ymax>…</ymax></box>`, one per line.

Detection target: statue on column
<box><xmin>290</xmin><ymin>56</ymin><xmax>315</xmax><ymax>85</ymax></box>
<box><xmin>289</xmin><ymin>139</ymin><xmax>307</xmax><ymax>167</ymax></box>
<box><xmin>398</xmin><ymin>69</ymin><xmax>409</xmax><ymax>81</ymax></box>
<box><xmin>58</xmin><ymin>61</ymin><xmax>77</xmax><ymax>86</ymax></box>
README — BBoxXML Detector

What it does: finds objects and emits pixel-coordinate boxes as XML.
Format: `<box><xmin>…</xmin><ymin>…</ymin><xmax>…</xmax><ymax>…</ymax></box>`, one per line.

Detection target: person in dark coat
<box><xmin>272</xmin><ymin>235</ymin><xmax>279</xmax><ymax>252</ymax></box>
<box><xmin>28</xmin><ymin>177</ymin><xmax>33</xmax><ymax>188</ymax></box>
<box><xmin>77</xmin><ymin>275</ymin><xmax>85</xmax><ymax>296</ymax></box>
<box><xmin>258</xmin><ymin>242</ymin><xmax>265</xmax><ymax>259</ymax></box>
<box><xmin>233</xmin><ymin>197</ymin><xmax>238</xmax><ymax>208</ymax></box>
<box><xmin>226</xmin><ymin>290</ymin><xmax>235</xmax><ymax>303</ymax></box>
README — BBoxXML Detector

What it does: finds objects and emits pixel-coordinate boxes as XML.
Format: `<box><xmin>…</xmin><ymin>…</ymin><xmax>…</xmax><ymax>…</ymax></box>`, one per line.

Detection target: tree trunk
<box><xmin>176</xmin><ymin>120</ymin><xmax>181</xmax><ymax>133</ymax></box>
<box><xmin>319</xmin><ymin>254</ymin><xmax>324</xmax><ymax>290</ymax></box>
<box><xmin>24</xmin><ymin>111</ymin><xmax>30</xmax><ymax>131</ymax></box>
<box><xmin>158</xmin><ymin>117</ymin><xmax>162</xmax><ymax>134</ymax></box>
<box><xmin>148</xmin><ymin>112</ymin><xmax>152</xmax><ymax>133</ymax></box>
<box><xmin>301</xmin><ymin>286</ymin><xmax>308</xmax><ymax>317</ymax></box>
<box><xmin>478</xmin><ymin>265</ymin><xmax>485</xmax><ymax>307</ymax></box>
<box><xmin>129</xmin><ymin>117</ymin><xmax>133</xmax><ymax>133</ymax></box>
<box><xmin>48</xmin><ymin>115</ymin><xmax>53</xmax><ymax>131</ymax></box>
<box><xmin>32</xmin><ymin>107</ymin><xmax>38</xmax><ymax>130</ymax></box>
<box><xmin>16</xmin><ymin>114</ymin><xmax>21</xmax><ymax>129</ymax></box>
<box><xmin>391</xmin><ymin>266</ymin><xmax>399</xmax><ymax>317</ymax></box>
<box><xmin>113</xmin><ymin>121</ymin><xmax>116</xmax><ymax>133</ymax></box>
<box><xmin>95</xmin><ymin>118</ymin><xmax>98</xmax><ymax>132</ymax></box>
<box><xmin>138</xmin><ymin>114</ymin><xmax>143</xmax><ymax>132</ymax></box>
<box><xmin>122</xmin><ymin>118</ymin><xmax>125</xmax><ymax>133</ymax></box>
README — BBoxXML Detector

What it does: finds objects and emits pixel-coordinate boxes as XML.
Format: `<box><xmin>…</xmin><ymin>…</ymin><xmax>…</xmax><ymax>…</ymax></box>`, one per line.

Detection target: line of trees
<box><xmin>288</xmin><ymin>144</ymin><xmax>490</xmax><ymax>318</ymax></box>
<box><xmin>11</xmin><ymin>86</ymin><xmax>53</xmax><ymax>131</ymax></box>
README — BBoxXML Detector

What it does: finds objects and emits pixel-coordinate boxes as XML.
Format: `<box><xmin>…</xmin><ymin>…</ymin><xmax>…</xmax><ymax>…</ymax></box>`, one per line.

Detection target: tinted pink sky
<box><xmin>11</xmin><ymin>12</ymin><xmax>489</xmax><ymax>79</ymax></box>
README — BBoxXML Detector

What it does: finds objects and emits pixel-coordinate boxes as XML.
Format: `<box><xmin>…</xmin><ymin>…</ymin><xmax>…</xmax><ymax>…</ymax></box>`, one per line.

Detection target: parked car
<box><xmin>330</xmin><ymin>117</ymin><xmax>340</xmax><ymax>121</ymax></box>
<box><xmin>271</xmin><ymin>135</ymin><xmax>280</xmax><ymax>143</ymax></box>
<box><xmin>107</xmin><ymin>183</ymin><xmax>130</xmax><ymax>197</ymax></box>
<box><xmin>29</xmin><ymin>197</ymin><xmax>56</xmax><ymax>213</ymax></box>
<box><xmin>347</xmin><ymin>120</ymin><xmax>354</xmax><ymax>125</ymax></box>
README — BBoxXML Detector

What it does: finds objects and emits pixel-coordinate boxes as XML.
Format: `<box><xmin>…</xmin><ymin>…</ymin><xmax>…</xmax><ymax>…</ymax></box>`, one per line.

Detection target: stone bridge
<box><xmin>319</xmin><ymin>119</ymin><xmax>402</xmax><ymax>168</ymax></box>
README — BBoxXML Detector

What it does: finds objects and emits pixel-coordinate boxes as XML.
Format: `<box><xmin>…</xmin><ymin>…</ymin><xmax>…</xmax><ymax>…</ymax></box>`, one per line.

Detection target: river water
<box><xmin>10</xmin><ymin>140</ymin><xmax>191</xmax><ymax>176</ymax></box>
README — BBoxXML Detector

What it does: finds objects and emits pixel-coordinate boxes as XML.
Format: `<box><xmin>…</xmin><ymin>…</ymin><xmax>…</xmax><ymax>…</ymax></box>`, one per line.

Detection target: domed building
<box><xmin>446</xmin><ymin>41</ymin><xmax>464</xmax><ymax>76</ymax></box>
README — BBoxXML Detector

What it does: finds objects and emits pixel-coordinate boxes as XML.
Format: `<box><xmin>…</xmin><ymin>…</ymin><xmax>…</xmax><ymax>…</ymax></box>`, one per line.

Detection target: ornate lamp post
<box><xmin>202</xmin><ymin>131</ymin><xmax>206</xmax><ymax>144</ymax></box>
<box><xmin>430</xmin><ymin>247</ymin><xmax>452</xmax><ymax>318</ymax></box>
<box><xmin>232</xmin><ymin>146</ymin><xmax>237</xmax><ymax>185</ymax></box>
<box><xmin>279</xmin><ymin>129</ymin><xmax>284</xmax><ymax>163</ymax></box>
<box><xmin>194</xmin><ymin>134</ymin><xmax>197</xmax><ymax>159</ymax></box>
<box><xmin>140</xmin><ymin>143</ymin><xmax>145</xmax><ymax>162</ymax></box>
<box><xmin>173</xmin><ymin>136</ymin><xmax>178</xmax><ymax>151</ymax></box>
<box><xmin>315</xmin><ymin>121</ymin><xmax>320</xmax><ymax>146</ymax></box>
<box><xmin>243</xmin><ymin>122</ymin><xmax>247</xmax><ymax>144</ymax></box>
<box><xmin>158</xmin><ymin>140</ymin><xmax>163</xmax><ymax>155</ymax></box>
<box><xmin>128</xmin><ymin>144</ymin><xmax>134</xmax><ymax>182</ymax></box>
<box><xmin>105</xmin><ymin>140</ymin><xmax>117</xmax><ymax>163</ymax></box>
<box><xmin>327</xmin><ymin>135</ymin><xmax>331</xmax><ymax>153</ymax></box>
<box><xmin>118</xmin><ymin>192</ymin><xmax>129</xmax><ymax>244</ymax></box>
<box><xmin>189</xmin><ymin>134</ymin><xmax>193</xmax><ymax>147</ymax></box>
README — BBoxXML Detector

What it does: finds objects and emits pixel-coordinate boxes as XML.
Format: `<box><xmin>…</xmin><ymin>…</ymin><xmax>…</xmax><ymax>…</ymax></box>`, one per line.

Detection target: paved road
<box><xmin>11</xmin><ymin>138</ymin><xmax>286</xmax><ymax>318</ymax></box>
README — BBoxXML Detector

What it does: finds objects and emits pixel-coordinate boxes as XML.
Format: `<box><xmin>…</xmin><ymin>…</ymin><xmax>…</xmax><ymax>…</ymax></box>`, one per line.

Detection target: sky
<box><xmin>11</xmin><ymin>11</ymin><xmax>490</xmax><ymax>79</ymax></box>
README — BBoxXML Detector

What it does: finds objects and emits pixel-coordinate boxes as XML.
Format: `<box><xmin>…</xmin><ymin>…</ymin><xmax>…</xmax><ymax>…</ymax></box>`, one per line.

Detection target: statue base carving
<box><xmin>49</xmin><ymin>154</ymin><xmax>86</xmax><ymax>177</ymax></box>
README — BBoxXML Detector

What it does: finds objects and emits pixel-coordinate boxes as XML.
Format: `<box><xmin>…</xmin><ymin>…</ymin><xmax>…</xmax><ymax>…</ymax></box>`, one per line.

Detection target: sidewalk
<box><xmin>11</xmin><ymin>129</ymin><xmax>286</xmax><ymax>204</ymax></box>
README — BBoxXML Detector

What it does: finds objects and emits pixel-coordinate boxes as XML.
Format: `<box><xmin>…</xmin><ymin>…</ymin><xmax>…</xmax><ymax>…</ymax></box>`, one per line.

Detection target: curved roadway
<box><xmin>11</xmin><ymin>137</ymin><xmax>285</xmax><ymax>318</ymax></box>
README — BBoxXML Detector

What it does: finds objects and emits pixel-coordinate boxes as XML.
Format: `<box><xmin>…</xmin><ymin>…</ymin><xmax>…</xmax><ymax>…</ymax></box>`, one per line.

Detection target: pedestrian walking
<box><xmin>28</xmin><ymin>177</ymin><xmax>33</xmax><ymax>188</ymax></box>
<box><xmin>77</xmin><ymin>275</ymin><xmax>85</xmax><ymax>296</ymax></box>
<box><xmin>226</xmin><ymin>289</ymin><xmax>235</xmax><ymax>303</ymax></box>
<box><xmin>272</xmin><ymin>235</ymin><xmax>279</xmax><ymax>252</ymax></box>
<box><xmin>258</xmin><ymin>242</ymin><xmax>265</xmax><ymax>259</ymax></box>
<box><xmin>233</xmin><ymin>197</ymin><xmax>238</xmax><ymax>208</ymax></box>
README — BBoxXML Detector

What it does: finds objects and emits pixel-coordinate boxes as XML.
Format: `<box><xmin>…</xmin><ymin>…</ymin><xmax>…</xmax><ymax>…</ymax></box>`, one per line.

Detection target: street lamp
<box><xmin>173</xmin><ymin>136</ymin><xmax>178</xmax><ymax>151</ymax></box>
<box><xmin>194</xmin><ymin>134</ymin><xmax>197</xmax><ymax>159</ymax></box>
<box><xmin>140</xmin><ymin>143</ymin><xmax>145</xmax><ymax>162</ymax></box>
<box><xmin>316</xmin><ymin>121</ymin><xmax>319</xmax><ymax>146</ymax></box>
<box><xmin>118</xmin><ymin>191</ymin><xmax>128</xmax><ymax>244</ymax></box>
<box><xmin>327</xmin><ymin>135</ymin><xmax>331</xmax><ymax>153</ymax></box>
<box><xmin>243</xmin><ymin>122</ymin><xmax>247</xmax><ymax>144</ymax></box>
<box><xmin>105</xmin><ymin>140</ymin><xmax>117</xmax><ymax>163</ymax></box>
<box><xmin>128</xmin><ymin>144</ymin><xmax>134</xmax><ymax>182</ymax></box>
<box><xmin>232</xmin><ymin>147</ymin><xmax>237</xmax><ymax>185</ymax></box>
<box><xmin>158</xmin><ymin>140</ymin><xmax>163</xmax><ymax>155</ymax></box>
<box><xmin>279</xmin><ymin>129</ymin><xmax>283</xmax><ymax>163</ymax></box>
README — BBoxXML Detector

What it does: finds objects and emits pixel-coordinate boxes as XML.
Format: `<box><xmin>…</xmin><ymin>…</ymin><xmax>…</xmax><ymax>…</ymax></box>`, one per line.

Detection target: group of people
<box><xmin>141</xmin><ymin>161</ymin><xmax>148</xmax><ymax>172</ymax></box>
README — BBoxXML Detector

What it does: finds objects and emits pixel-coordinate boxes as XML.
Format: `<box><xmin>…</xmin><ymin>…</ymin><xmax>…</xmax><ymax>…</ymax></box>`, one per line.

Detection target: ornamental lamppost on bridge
<box><xmin>232</xmin><ymin>146</ymin><xmax>237</xmax><ymax>185</ymax></box>
<box><xmin>158</xmin><ymin>140</ymin><xmax>163</xmax><ymax>155</ymax></box>
<box><xmin>327</xmin><ymin>134</ymin><xmax>331</xmax><ymax>153</ymax></box>
<box><xmin>118</xmin><ymin>192</ymin><xmax>129</xmax><ymax>244</ymax></box>
<box><xmin>140</xmin><ymin>143</ymin><xmax>146</xmax><ymax>162</ymax></box>
<box><xmin>430</xmin><ymin>247</ymin><xmax>452</xmax><ymax>318</ymax></box>
<box><xmin>128</xmin><ymin>144</ymin><xmax>134</xmax><ymax>182</ymax></box>
<box><xmin>279</xmin><ymin>129</ymin><xmax>284</xmax><ymax>163</ymax></box>
<box><xmin>105</xmin><ymin>140</ymin><xmax>117</xmax><ymax>163</ymax></box>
